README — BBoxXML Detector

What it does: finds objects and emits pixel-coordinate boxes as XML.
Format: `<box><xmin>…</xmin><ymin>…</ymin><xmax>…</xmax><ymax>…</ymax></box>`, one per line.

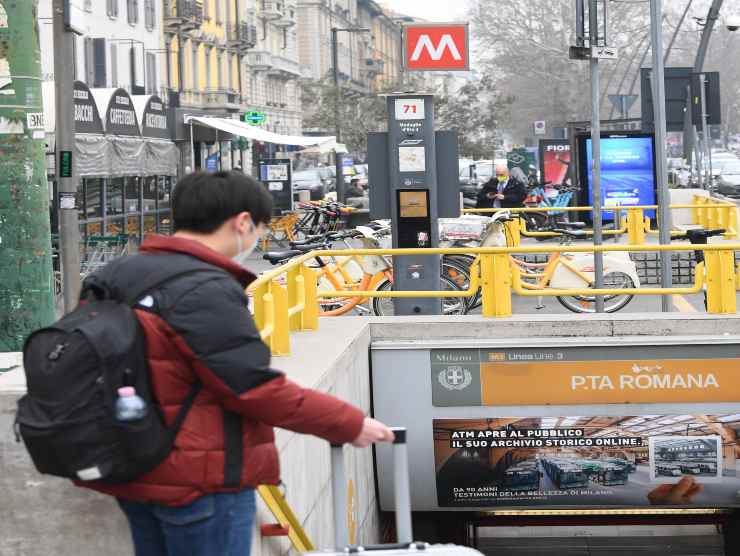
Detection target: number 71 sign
<box><xmin>395</xmin><ymin>99</ymin><xmax>425</xmax><ymax>121</ymax></box>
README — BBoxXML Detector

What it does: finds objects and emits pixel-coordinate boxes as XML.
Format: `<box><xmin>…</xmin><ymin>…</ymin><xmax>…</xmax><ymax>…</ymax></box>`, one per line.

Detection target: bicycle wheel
<box><xmin>372</xmin><ymin>276</ymin><xmax>468</xmax><ymax>317</ymax></box>
<box><xmin>319</xmin><ymin>272</ymin><xmax>373</xmax><ymax>317</ymax></box>
<box><xmin>442</xmin><ymin>259</ymin><xmax>474</xmax><ymax>312</ymax></box>
<box><xmin>557</xmin><ymin>271</ymin><xmax>635</xmax><ymax>314</ymax></box>
<box><xmin>444</xmin><ymin>255</ymin><xmax>482</xmax><ymax>310</ymax></box>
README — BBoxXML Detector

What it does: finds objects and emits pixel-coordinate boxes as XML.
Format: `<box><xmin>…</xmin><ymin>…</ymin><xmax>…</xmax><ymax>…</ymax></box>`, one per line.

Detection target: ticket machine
<box><xmin>368</xmin><ymin>94</ymin><xmax>460</xmax><ymax>315</ymax></box>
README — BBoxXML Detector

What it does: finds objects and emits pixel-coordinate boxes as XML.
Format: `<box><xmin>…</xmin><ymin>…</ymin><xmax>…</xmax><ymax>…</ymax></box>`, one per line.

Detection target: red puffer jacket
<box><xmin>78</xmin><ymin>235</ymin><xmax>365</xmax><ymax>506</ymax></box>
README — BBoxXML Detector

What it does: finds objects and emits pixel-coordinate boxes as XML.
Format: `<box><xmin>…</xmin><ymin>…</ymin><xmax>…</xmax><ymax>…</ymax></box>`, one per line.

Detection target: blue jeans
<box><xmin>118</xmin><ymin>490</ymin><xmax>256</xmax><ymax>556</ymax></box>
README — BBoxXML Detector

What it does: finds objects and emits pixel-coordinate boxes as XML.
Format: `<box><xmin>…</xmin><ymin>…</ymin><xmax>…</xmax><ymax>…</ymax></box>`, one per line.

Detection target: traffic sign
<box><xmin>243</xmin><ymin>111</ymin><xmax>267</xmax><ymax>125</ymax></box>
<box><xmin>592</xmin><ymin>46</ymin><xmax>619</xmax><ymax>60</ymax></box>
<box><xmin>403</xmin><ymin>23</ymin><xmax>469</xmax><ymax>71</ymax></box>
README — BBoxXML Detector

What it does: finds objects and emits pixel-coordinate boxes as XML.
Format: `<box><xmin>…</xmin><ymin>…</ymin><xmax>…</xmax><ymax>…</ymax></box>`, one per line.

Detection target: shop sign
<box><xmin>105</xmin><ymin>88</ymin><xmax>140</xmax><ymax>136</ymax></box>
<box><xmin>431</xmin><ymin>346</ymin><xmax>740</xmax><ymax>406</ymax></box>
<box><xmin>243</xmin><ymin>111</ymin><xmax>267</xmax><ymax>125</ymax></box>
<box><xmin>73</xmin><ymin>81</ymin><xmax>103</xmax><ymax>134</ymax></box>
<box><xmin>141</xmin><ymin>96</ymin><xmax>169</xmax><ymax>139</ymax></box>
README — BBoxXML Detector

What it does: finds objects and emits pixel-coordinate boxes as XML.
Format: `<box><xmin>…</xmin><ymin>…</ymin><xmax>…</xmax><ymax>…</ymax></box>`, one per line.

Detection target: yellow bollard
<box><xmin>300</xmin><ymin>265</ymin><xmax>319</xmax><ymax>331</ymax></box>
<box><xmin>286</xmin><ymin>266</ymin><xmax>302</xmax><ymax>332</ymax></box>
<box><xmin>252</xmin><ymin>282</ymin><xmax>268</xmax><ymax>331</ymax></box>
<box><xmin>705</xmin><ymin>250</ymin><xmax>737</xmax><ymax>314</ymax></box>
<box><xmin>270</xmin><ymin>280</ymin><xmax>291</xmax><ymax>355</ymax></box>
<box><xmin>506</xmin><ymin>218</ymin><xmax>522</xmax><ymax>247</ymax></box>
<box><xmin>627</xmin><ymin>208</ymin><xmax>645</xmax><ymax>245</ymax></box>
<box><xmin>481</xmin><ymin>253</ymin><xmax>512</xmax><ymax>317</ymax></box>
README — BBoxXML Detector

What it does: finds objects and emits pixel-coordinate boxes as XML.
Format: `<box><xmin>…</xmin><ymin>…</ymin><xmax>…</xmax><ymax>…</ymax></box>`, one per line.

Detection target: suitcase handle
<box><xmin>331</xmin><ymin>427</ymin><xmax>413</xmax><ymax>548</ymax></box>
<box><xmin>345</xmin><ymin>542</ymin><xmax>429</xmax><ymax>553</ymax></box>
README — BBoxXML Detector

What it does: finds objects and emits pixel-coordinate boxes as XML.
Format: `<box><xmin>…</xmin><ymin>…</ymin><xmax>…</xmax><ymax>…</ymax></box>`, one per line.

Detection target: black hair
<box><xmin>172</xmin><ymin>171</ymin><xmax>273</xmax><ymax>234</ymax></box>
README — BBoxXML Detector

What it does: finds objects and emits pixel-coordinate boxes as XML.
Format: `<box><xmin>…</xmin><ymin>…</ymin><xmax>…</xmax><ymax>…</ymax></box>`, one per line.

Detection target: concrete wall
<box><xmin>0</xmin><ymin>319</ymin><xmax>375</xmax><ymax>556</ymax></box>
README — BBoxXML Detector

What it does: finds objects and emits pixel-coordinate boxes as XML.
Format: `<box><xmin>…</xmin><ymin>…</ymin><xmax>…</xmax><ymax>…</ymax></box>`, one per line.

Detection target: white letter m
<box><xmin>411</xmin><ymin>34</ymin><xmax>463</xmax><ymax>62</ymax></box>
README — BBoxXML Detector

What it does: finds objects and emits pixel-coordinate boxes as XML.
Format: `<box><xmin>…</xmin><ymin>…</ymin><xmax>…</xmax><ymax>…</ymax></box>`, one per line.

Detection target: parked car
<box><xmin>716</xmin><ymin>161</ymin><xmax>740</xmax><ymax>197</ymax></box>
<box><xmin>293</xmin><ymin>169</ymin><xmax>328</xmax><ymax>200</ymax></box>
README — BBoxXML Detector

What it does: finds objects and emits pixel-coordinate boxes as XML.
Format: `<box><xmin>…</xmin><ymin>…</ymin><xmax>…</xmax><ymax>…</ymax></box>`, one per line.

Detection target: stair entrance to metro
<box><xmin>370</xmin><ymin>336</ymin><xmax>740</xmax><ymax>555</ymax></box>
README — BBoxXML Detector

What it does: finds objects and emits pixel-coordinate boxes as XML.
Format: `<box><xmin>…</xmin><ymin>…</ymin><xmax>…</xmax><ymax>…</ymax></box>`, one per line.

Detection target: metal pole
<box><xmin>693</xmin><ymin>0</ymin><xmax>724</xmax><ymax>73</ymax></box>
<box><xmin>699</xmin><ymin>74</ymin><xmax>712</xmax><ymax>187</ymax></box>
<box><xmin>589</xmin><ymin>0</ymin><xmax>605</xmax><ymax>313</ymax></box>
<box><xmin>53</xmin><ymin>0</ymin><xmax>81</xmax><ymax>313</ymax></box>
<box><xmin>0</xmin><ymin>0</ymin><xmax>56</xmax><ymax>349</ymax></box>
<box><xmin>216</xmin><ymin>129</ymin><xmax>222</xmax><ymax>171</ymax></box>
<box><xmin>650</xmin><ymin>0</ymin><xmax>673</xmax><ymax>313</ymax></box>
<box><xmin>189</xmin><ymin>120</ymin><xmax>195</xmax><ymax>171</ymax></box>
<box><xmin>332</xmin><ymin>28</ymin><xmax>345</xmax><ymax>204</ymax></box>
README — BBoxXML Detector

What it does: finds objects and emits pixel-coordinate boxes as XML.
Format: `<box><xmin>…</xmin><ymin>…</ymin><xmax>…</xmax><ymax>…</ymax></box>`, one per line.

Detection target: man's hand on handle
<box><xmin>352</xmin><ymin>417</ymin><xmax>395</xmax><ymax>448</ymax></box>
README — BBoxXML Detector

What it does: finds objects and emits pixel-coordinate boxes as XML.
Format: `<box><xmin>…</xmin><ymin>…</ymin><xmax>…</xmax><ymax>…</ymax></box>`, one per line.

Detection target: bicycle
<box><xmin>673</xmin><ymin>228</ymin><xmax>727</xmax><ymax>310</ymax></box>
<box><xmin>262</xmin><ymin>224</ymin><xmax>471</xmax><ymax>317</ymax></box>
<box><xmin>442</xmin><ymin>211</ymin><xmax>640</xmax><ymax>313</ymax></box>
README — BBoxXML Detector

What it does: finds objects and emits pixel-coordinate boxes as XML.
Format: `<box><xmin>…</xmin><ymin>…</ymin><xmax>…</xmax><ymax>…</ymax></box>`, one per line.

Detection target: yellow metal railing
<box><xmin>249</xmin><ymin>243</ymin><xmax>740</xmax><ymax>356</ymax></box>
<box><xmin>463</xmin><ymin>198</ymin><xmax>738</xmax><ymax>244</ymax></box>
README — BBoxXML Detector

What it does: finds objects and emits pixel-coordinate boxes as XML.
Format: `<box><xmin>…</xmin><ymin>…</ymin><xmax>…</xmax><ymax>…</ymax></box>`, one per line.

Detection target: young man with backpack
<box><xmin>17</xmin><ymin>171</ymin><xmax>394</xmax><ymax>556</ymax></box>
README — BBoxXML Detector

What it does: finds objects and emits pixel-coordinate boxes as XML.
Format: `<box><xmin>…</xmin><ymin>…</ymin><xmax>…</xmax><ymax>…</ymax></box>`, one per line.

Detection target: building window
<box><xmin>127</xmin><ymin>0</ymin><xmax>139</xmax><ymax>25</ymax></box>
<box><xmin>217</xmin><ymin>50</ymin><xmax>223</xmax><ymax>91</ymax></box>
<box><xmin>107</xmin><ymin>178</ymin><xmax>125</xmax><ymax>216</ymax></box>
<box><xmin>146</xmin><ymin>52</ymin><xmax>157</xmax><ymax>94</ymax></box>
<box><xmin>107</xmin><ymin>0</ymin><xmax>119</xmax><ymax>18</ymax></box>
<box><xmin>125</xmin><ymin>177</ymin><xmax>141</xmax><ymax>213</ymax></box>
<box><xmin>144</xmin><ymin>0</ymin><xmax>155</xmax><ymax>31</ymax></box>
<box><xmin>192</xmin><ymin>42</ymin><xmax>199</xmax><ymax>92</ymax></box>
<box><xmin>110</xmin><ymin>43</ymin><xmax>118</xmax><ymax>88</ymax></box>
<box><xmin>203</xmin><ymin>0</ymin><xmax>210</xmax><ymax>20</ymax></box>
<box><xmin>215</xmin><ymin>0</ymin><xmax>222</xmax><ymax>24</ymax></box>
<box><xmin>205</xmin><ymin>47</ymin><xmax>212</xmax><ymax>91</ymax></box>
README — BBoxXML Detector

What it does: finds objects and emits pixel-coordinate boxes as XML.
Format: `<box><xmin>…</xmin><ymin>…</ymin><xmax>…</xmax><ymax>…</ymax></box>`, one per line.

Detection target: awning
<box><xmin>186</xmin><ymin>116</ymin><xmax>338</xmax><ymax>149</ymax></box>
<box><xmin>300</xmin><ymin>140</ymin><xmax>349</xmax><ymax>155</ymax></box>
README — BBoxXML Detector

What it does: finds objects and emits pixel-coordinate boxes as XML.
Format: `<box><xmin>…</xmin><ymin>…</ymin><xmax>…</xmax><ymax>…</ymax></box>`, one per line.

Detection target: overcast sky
<box><xmin>381</xmin><ymin>0</ymin><xmax>470</xmax><ymax>22</ymax></box>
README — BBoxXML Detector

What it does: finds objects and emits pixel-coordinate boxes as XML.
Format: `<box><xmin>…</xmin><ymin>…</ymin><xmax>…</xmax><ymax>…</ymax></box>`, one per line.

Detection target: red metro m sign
<box><xmin>403</xmin><ymin>23</ymin><xmax>470</xmax><ymax>71</ymax></box>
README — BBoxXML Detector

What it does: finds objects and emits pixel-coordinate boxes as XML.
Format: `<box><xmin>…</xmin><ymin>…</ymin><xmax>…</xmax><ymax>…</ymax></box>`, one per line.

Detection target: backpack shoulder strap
<box><xmin>124</xmin><ymin>266</ymin><xmax>222</xmax><ymax>307</ymax></box>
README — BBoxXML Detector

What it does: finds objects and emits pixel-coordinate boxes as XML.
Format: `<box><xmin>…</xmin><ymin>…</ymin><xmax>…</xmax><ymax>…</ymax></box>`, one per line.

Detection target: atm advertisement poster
<box><xmin>538</xmin><ymin>140</ymin><xmax>572</xmax><ymax>188</ymax></box>
<box><xmin>433</xmin><ymin>417</ymin><xmax>740</xmax><ymax>508</ymax></box>
<box><xmin>585</xmin><ymin>136</ymin><xmax>657</xmax><ymax>221</ymax></box>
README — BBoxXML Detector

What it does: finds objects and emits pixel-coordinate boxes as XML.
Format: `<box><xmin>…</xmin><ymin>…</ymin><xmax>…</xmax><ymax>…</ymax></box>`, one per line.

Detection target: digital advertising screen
<box><xmin>538</xmin><ymin>140</ymin><xmax>572</xmax><ymax>188</ymax></box>
<box><xmin>579</xmin><ymin>133</ymin><xmax>657</xmax><ymax>221</ymax></box>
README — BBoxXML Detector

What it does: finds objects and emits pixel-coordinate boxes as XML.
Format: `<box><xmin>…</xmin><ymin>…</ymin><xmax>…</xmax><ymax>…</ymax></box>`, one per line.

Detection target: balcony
<box><xmin>204</xmin><ymin>89</ymin><xmax>242</xmax><ymax>112</ymax></box>
<box><xmin>273</xmin><ymin>12</ymin><xmax>296</xmax><ymax>28</ymax></box>
<box><xmin>247</xmin><ymin>50</ymin><xmax>273</xmax><ymax>71</ymax></box>
<box><xmin>227</xmin><ymin>22</ymin><xmax>258</xmax><ymax>50</ymax></box>
<box><xmin>268</xmin><ymin>55</ymin><xmax>302</xmax><ymax>80</ymax></box>
<box><xmin>163</xmin><ymin>0</ymin><xmax>204</xmax><ymax>32</ymax></box>
<box><xmin>260</xmin><ymin>1</ymin><xmax>283</xmax><ymax>21</ymax></box>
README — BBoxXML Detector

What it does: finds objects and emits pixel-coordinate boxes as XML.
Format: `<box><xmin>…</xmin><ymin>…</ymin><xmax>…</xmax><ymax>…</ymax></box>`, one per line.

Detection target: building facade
<box><xmin>39</xmin><ymin>0</ymin><xmax>164</xmax><ymax>93</ymax></box>
<box><xmin>39</xmin><ymin>0</ymin><xmax>178</xmax><ymax>245</ymax></box>
<box><xmin>296</xmin><ymin>0</ymin><xmax>404</xmax><ymax>95</ymax></box>
<box><xmin>245</xmin><ymin>0</ymin><xmax>303</xmax><ymax>160</ymax></box>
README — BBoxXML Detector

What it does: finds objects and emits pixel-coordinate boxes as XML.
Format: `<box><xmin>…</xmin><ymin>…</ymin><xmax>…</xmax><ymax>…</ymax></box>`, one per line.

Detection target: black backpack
<box><xmin>15</xmin><ymin>267</ymin><xmax>205</xmax><ymax>484</ymax></box>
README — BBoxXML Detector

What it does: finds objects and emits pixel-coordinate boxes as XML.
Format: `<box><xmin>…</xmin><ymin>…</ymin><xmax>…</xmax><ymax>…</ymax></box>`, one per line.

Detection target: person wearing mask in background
<box><xmin>78</xmin><ymin>171</ymin><xmax>395</xmax><ymax>556</ymax></box>
<box><xmin>476</xmin><ymin>166</ymin><xmax>527</xmax><ymax>210</ymax></box>
<box><xmin>346</xmin><ymin>177</ymin><xmax>365</xmax><ymax>199</ymax></box>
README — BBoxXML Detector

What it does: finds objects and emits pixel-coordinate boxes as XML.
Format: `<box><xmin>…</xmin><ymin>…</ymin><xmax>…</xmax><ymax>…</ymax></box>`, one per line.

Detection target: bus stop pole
<box><xmin>650</xmin><ymin>0</ymin><xmax>674</xmax><ymax>312</ymax></box>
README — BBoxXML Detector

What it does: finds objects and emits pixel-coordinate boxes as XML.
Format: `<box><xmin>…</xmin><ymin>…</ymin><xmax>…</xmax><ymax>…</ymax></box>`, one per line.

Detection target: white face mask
<box><xmin>233</xmin><ymin>222</ymin><xmax>258</xmax><ymax>267</ymax></box>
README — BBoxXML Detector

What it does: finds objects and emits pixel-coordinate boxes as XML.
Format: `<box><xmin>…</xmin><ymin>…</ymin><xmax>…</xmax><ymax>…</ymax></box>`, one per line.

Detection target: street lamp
<box><xmin>331</xmin><ymin>27</ymin><xmax>370</xmax><ymax>204</ymax></box>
